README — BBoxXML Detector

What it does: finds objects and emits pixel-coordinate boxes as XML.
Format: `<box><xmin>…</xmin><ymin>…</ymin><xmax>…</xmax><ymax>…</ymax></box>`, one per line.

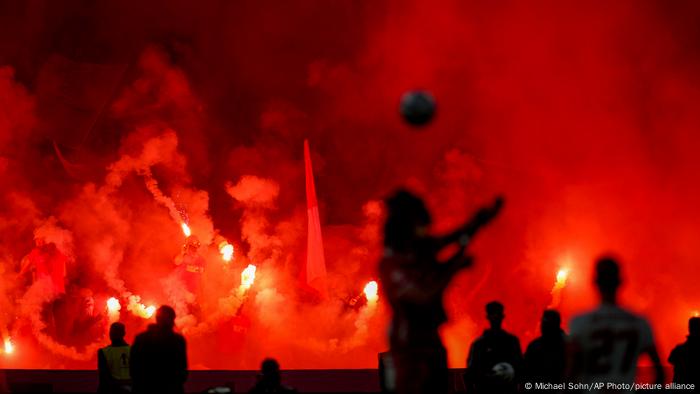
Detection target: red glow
<box><xmin>0</xmin><ymin>1</ymin><xmax>698</xmax><ymax>370</ymax></box>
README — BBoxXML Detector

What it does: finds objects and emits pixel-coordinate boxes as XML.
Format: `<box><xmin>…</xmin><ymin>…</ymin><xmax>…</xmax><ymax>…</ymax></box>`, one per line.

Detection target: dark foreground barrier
<box><xmin>3</xmin><ymin>369</ymin><xmax>385</xmax><ymax>393</ymax></box>
<box><xmin>0</xmin><ymin>367</ymin><xmax>668</xmax><ymax>393</ymax></box>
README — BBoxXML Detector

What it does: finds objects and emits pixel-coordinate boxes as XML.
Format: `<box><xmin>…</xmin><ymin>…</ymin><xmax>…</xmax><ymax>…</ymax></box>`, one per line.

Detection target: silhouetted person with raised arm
<box><xmin>248</xmin><ymin>358</ymin><xmax>297</xmax><ymax>394</ymax></box>
<box><xmin>524</xmin><ymin>310</ymin><xmax>566</xmax><ymax>392</ymax></box>
<box><xmin>465</xmin><ymin>301</ymin><xmax>522</xmax><ymax>394</ymax></box>
<box><xmin>98</xmin><ymin>322</ymin><xmax>131</xmax><ymax>394</ymax></box>
<box><xmin>668</xmin><ymin>317</ymin><xmax>700</xmax><ymax>387</ymax></box>
<box><xmin>130</xmin><ymin>305</ymin><xmax>188</xmax><ymax>394</ymax></box>
<box><xmin>568</xmin><ymin>257</ymin><xmax>664</xmax><ymax>392</ymax></box>
<box><xmin>379</xmin><ymin>190</ymin><xmax>503</xmax><ymax>394</ymax></box>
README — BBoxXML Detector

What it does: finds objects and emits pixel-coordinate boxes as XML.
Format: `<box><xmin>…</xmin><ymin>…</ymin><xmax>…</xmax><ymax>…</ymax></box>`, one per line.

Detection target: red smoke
<box><xmin>1</xmin><ymin>0</ymin><xmax>700</xmax><ymax>369</ymax></box>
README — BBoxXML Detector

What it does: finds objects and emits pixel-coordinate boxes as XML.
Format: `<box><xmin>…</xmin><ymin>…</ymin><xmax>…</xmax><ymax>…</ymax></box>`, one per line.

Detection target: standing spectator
<box><xmin>98</xmin><ymin>322</ymin><xmax>131</xmax><ymax>394</ymax></box>
<box><xmin>130</xmin><ymin>305</ymin><xmax>188</xmax><ymax>394</ymax></box>
<box><xmin>567</xmin><ymin>257</ymin><xmax>664</xmax><ymax>392</ymax></box>
<box><xmin>524</xmin><ymin>310</ymin><xmax>566</xmax><ymax>392</ymax></box>
<box><xmin>465</xmin><ymin>301</ymin><xmax>523</xmax><ymax>394</ymax></box>
<box><xmin>668</xmin><ymin>317</ymin><xmax>700</xmax><ymax>387</ymax></box>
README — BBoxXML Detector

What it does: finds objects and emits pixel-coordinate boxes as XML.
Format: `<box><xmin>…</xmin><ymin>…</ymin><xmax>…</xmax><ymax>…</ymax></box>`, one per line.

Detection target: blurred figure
<box><xmin>175</xmin><ymin>236</ymin><xmax>205</xmax><ymax>292</ymax></box>
<box><xmin>248</xmin><ymin>358</ymin><xmax>297</xmax><ymax>394</ymax></box>
<box><xmin>668</xmin><ymin>317</ymin><xmax>700</xmax><ymax>386</ymax></box>
<box><xmin>130</xmin><ymin>305</ymin><xmax>188</xmax><ymax>394</ymax></box>
<box><xmin>53</xmin><ymin>287</ymin><xmax>105</xmax><ymax>346</ymax></box>
<box><xmin>19</xmin><ymin>238</ymin><xmax>67</xmax><ymax>295</ymax></box>
<box><xmin>98</xmin><ymin>322</ymin><xmax>131</xmax><ymax>394</ymax></box>
<box><xmin>524</xmin><ymin>310</ymin><xmax>566</xmax><ymax>392</ymax></box>
<box><xmin>465</xmin><ymin>301</ymin><xmax>522</xmax><ymax>394</ymax></box>
<box><xmin>568</xmin><ymin>257</ymin><xmax>664</xmax><ymax>391</ymax></box>
<box><xmin>379</xmin><ymin>190</ymin><xmax>503</xmax><ymax>394</ymax></box>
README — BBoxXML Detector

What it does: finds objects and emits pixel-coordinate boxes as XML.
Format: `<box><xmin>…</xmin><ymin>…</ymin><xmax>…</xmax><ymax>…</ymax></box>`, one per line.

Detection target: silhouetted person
<box><xmin>524</xmin><ymin>310</ymin><xmax>566</xmax><ymax>392</ymax></box>
<box><xmin>130</xmin><ymin>305</ymin><xmax>188</xmax><ymax>394</ymax></box>
<box><xmin>465</xmin><ymin>301</ymin><xmax>522</xmax><ymax>394</ymax></box>
<box><xmin>98</xmin><ymin>322</ymin><xmax>131</xmax><ymax>394</ymax></box>
<box><xmin>379</xmin><ymin>190</ymin><xmax>503</xmax><ymax>394</ymax></box>
<box><xmin>248</xmin><ymin>358</ymin><xmax>297</xmax><ymax>394</ymax></box>
<box><xmin>668</xmin><ymin>317</ymin><xmax>700</xmax><ymax>387</ymax></box>
<box><xmin>568</xmin><ymin>257</ymin><xmax>664</xmax><ymax>392</ymax></box>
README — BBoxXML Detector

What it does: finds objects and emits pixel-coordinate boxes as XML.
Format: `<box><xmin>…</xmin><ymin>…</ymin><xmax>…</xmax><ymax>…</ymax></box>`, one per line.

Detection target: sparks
<box><xmin>181</xmin><ymin>222</ymin><xmax>191</xmax><ymax>237</ymax></box>
<box><xmin>4</xmin><ymin>338</ymin><xmax>13</xmax><ymax>355</ymax></box>
<box><xmin>240</xmin><ymin>264</ymin><xmax>256</xmax><ymax>291</ymax></box>
<box><xmin>219</xmin><ymin>242</ymin><xmax>234</xmax><ymax>262</ymax></box>
<box><xmin>363</xmin><ymin>281</ymin><xmax>379</xmax><ymax>303</ymax></box>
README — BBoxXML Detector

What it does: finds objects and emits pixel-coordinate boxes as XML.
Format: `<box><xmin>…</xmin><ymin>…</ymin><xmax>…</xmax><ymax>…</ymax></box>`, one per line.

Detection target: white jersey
<box><xmin>569</xmin><ymin>304</ymin><xmax>654</xmax><ymax>386</ymax></box>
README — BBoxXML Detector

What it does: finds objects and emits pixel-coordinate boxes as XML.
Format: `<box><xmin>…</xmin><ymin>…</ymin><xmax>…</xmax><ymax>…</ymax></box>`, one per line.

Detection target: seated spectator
<box><xmin>249</xmin><ymin>358</ymin><xmax>297</xmax><ymax>394</ymax></box>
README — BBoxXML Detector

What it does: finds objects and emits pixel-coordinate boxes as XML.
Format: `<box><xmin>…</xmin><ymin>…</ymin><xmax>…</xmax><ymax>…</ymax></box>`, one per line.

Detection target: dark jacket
<box><xmin>130</xmin><ymin>324</ymin><xmax>188</xmax><ymax>394</ymax></box>
<box><xmin>668</xmin><ymin>336</ymin><xmax>700</xmax><ymax>385</ymax></box>
<box><xmin>524</xmin><ymin>331</ymin><xmax>566</xmax><ymax>389</ymax></box>
<box><xmin>465</xmin><ymin>328</ymin><xmax>523</xmax><ymax>394</ymax></box>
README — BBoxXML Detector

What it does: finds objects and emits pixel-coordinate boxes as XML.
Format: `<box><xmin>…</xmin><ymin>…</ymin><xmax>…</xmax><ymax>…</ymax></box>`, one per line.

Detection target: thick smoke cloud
<box><xmin>0</xmin><ymin>0</ymin><xmax>699</xmax><ymax>369</ymax></box>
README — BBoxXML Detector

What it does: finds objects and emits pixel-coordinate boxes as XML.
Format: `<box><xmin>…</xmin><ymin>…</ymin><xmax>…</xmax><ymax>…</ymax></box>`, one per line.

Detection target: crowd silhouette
<box><xmin>92</xmin><ymin>190</ymin><xmax>697</xmax><ymax>394</ymax></box>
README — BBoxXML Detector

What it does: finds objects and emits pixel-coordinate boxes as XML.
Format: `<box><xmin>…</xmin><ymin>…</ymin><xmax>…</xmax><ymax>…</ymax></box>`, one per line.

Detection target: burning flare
<box><xmin>181</xmin><ymin>223</ymin><xmax>191</xmax><ymax>237</ymax></box>
<box><xmin>107</xmin><ymin>297</ymin><xmax>121</xmax><ymax>312</ymax></box>
<box><xmin>219</xmin><ymin>242</ymin><xmax>234</xmax><ymax>262</ymax></box>
<box><xmin>4</xmin><ymin>338</ymin><xmax>14</xmax><ymax>355</ymax></box>
<box><xmin>107</xmin><ymin>297</ymin><xmax>122</xmax><ymax>322</ymax></box>
<box><xmin>127</xmin><ymin>295</ymin><xmax>156</xmax><ymax>319</ymax></box>
<box><xmin>548</xmin><ymin>268</ymin><xmax>569</xmax><ymax>309</ymax></box>
<box><xmin>363</xmin><ymin>281</ymin><xmax>379</xmax><ymax>304</ymax></box>
<box><xmin>240</xmin><ymin>264</ymin><xmax>256</xmax><ymax>291</ymax></box>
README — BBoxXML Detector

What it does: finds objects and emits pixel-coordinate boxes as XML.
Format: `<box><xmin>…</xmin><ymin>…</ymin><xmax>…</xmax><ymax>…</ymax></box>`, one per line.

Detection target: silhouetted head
<box><xmin>689</xmin><ymin>317</ymin><xmax>700</xmax><ymax>337</ymax></box>
<box><xmin>540</xmin><ymin>309</ymin><xmax>562</xmax><ymax>337</ymax></box>
<box><xmin>384</xmin><ymin>190</ymin><xmax>431</xmax><ymax>252</ymax></box>
<box><xmin>156</xmin><ymin>305</ymin><xmax>176</xmax><ymax>329</ymax></box>
<box><xmin>109</xmin><ymin>322</ymin><xmax>126</xmax><ymax>344</ymax></box>
<box><xmin>595</xmin><ymin>256</ymin><xmax>621</xmax><ymax>302</ymax></box>
<box><xmin>260</xmin><ymin>358</ymin><xmax>281</xmax><ymax>386</ymax></box>
<box><xmin>486</xmin><ymin>301</ymin><xmax>505</xmax><ymax>329</ymax></box>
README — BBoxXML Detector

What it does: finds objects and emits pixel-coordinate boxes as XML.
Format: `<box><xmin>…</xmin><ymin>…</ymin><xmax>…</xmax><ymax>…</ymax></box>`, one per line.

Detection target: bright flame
<box><xmin>548</xmin><ymin>268</ymin><xmax>570</xmax><ymax>309</ymax></box>
<box><xmin>181</xmin><ymin>223</ymin><xmax>191</xmax><ymax>237</ymax></box>
<box><xmin>4</xmin><ymin>338</ymin><xmax>13</xmax><ymax>354</ymax></box>
<box><xmin>240</xmin><ymin>264</ymin><xmax>256</xmax><ymax>291</ymax></box>
<box><xmin>556</xmin><ymin>269</ymin><xmax>569</xmax><ymax>285</ymax></box>
<box><xmin>363</xmin><ymin>281</ymin><xmax>379</xmax><ymax>303</ymax></box>
<box><xmin>693</xmin><ymin>310</ymin><xmax>699</xmax><ymax>318</ymax></box>
<box><xmin>127</xmin><ymin>295</ymin><xmax>156</xmax><ymax>319</ymax></box>
<box><xmin>144</xmin><ymin>305</ymin><xmax>156</xmax><ymax>318</ymax></box>
<box><xmin>107</xmin><ymin>297</ymin><xmax>121</xmax><ymax>312</ymax></box>
<box><xmin>107</xmin><ymin>297</ymin><xmax>122</xmax><ymax>322</ymax></box>
<box><xmin>219</xmin><ymin>242</ymin><xmax>234</xmax><ymax>262</ymax></box>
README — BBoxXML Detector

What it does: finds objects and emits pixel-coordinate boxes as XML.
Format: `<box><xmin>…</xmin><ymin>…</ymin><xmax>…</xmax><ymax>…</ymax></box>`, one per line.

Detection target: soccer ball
<box><xmin>491</xmin><ymin>362</ymin><xmax>515</xmax><ymax>382</ymax></box>
<box><xmin>399</xmin><ymin>90</ymin><xmax>436</xmax><ymax>126</ymax></box>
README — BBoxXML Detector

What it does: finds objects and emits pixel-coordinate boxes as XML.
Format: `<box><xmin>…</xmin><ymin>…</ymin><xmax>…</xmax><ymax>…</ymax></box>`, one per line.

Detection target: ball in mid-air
<box><xmin>400</xmin><ymin>90</ymin><xmax>436</xmax><ymax>127</ymax></box>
